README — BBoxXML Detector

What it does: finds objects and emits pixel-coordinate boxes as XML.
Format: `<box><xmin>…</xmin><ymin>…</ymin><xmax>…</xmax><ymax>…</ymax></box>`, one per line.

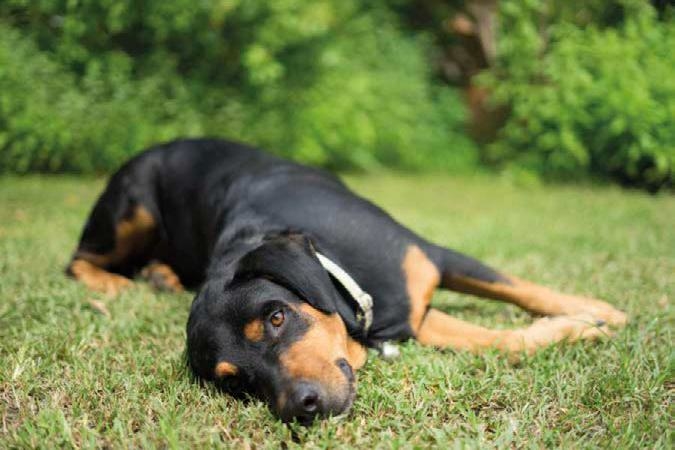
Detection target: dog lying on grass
<box><xmin>67</xmin><ymin>138</ymin><xmax>627</xmax><ymax>424</ymax></box>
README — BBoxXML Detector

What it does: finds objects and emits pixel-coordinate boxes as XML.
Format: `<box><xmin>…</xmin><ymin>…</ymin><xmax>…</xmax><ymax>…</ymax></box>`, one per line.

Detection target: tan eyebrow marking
<box><xmin>214</xmin><ymin>361</ymin><xmax>238</xmax><ymax>378</ymax></box>
<box><xmin>244</xmin><ymin>319</ymin><xmax>264</xmax><ymax>342</ymax></box>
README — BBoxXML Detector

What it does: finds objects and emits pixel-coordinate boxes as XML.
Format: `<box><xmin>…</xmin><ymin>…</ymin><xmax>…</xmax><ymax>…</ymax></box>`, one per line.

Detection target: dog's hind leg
<box><xmin>68</xmin><ymin>259</ymin><xmax>134</xmax><ymax>296</ymax></box>
<box><xmin>430</xmin><ymin>246</ymin><xmax>627</xmax><ymax>327</ymax></box>
<box><xmin>66</xmin><ymin>167</ymin><xmax>160</xmax><ymax>296</ymax></box>
<box><xmin>417</xmin><ymin>308</ymin><xmax>610</xmax><ymax>355</ymax></box>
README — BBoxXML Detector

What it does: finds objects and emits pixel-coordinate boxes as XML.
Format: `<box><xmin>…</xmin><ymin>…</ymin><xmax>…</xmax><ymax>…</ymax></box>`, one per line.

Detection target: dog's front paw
<box><xmin>573</xmin><ymin>297</ymin><xmax>628</xmax><ymax>327</ymax></box>
<box><xmin>553</xmin><ymin>292</ymin><xmax>628</xmax><ymax>328</ymax></box>
<box><xmin>507</xmin><ymin>313</ymin><xmax>612</xmax><ymax>354</ymax></box>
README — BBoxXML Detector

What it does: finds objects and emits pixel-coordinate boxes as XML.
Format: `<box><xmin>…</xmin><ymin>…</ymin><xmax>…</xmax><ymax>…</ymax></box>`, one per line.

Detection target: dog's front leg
<box><xmin>416</xmin><ymin>308</ymin><xmax>611</xmax><ymax>355</ymax></box>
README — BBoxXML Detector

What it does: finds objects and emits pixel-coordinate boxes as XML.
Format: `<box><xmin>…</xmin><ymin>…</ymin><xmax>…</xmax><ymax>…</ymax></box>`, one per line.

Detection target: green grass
<box><xmin>1</xmin><ymin>174</ymin><xmax>673</xmax><ymax>448</ymax></box>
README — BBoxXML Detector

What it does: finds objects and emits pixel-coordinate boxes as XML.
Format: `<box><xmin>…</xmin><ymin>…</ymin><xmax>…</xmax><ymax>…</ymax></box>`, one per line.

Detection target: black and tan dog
<box><xmin>67</xmin><ymin>138</ymin><xmax>627</xmax><ymax>424</ymax></box>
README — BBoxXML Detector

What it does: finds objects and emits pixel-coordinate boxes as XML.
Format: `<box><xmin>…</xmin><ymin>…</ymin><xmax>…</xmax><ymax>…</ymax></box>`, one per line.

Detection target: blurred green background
<box><xmin>1</xmin><ymin>0</ymin><xmax>673</xmax><ymax>192</ymax></box>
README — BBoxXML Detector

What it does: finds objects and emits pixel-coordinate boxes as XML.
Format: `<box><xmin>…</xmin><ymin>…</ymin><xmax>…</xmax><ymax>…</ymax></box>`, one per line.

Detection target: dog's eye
<box><xmin>269</xmin><ymin>309</ymin><xmax>285</xmax><ymax>327</ymax></box>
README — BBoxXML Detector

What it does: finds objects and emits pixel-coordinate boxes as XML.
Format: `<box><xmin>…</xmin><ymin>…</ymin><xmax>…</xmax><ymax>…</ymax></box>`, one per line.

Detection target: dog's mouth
<box><xmin>338</xmin><ymin>380</ymin><xmax>357</xmax><ymax>416</ymax></box>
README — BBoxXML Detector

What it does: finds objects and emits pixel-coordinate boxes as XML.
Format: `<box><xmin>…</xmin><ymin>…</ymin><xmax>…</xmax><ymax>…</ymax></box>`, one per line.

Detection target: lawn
<box><xmin>0</xmin><ymin>174</ymin><xmax>672</xmax><ymax>448</ymax></box>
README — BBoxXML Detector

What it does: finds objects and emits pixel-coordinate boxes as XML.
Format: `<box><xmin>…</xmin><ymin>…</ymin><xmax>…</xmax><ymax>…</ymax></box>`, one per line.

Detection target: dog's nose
<box><xmin>289</xmin><ymin>382</ymin><xmax>323</xmax><ymax>422</ymax></box>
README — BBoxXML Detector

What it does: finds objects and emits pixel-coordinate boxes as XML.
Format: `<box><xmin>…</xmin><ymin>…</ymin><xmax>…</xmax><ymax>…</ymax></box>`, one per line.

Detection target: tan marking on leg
<box><xmin>214</xmin><ymin>361</ymin><xmax>238</xmax><ymax>378</ymax></box>
<box><xmin>69</xmin><ymin>259</ymin><xmax>132</xmax><ymax>296</ymax></box>
<box><xmin>141</xmin><ymin>262</ymin><xmax>184</xmax><ymax>293</ymax></box>
<box><xmin>243</xmin><ymin>319</ymin><xmax>264</xmax><ymax>342</ymax></box>
<box><xmin>70</xmin><ymin>206</ymin><xmax>157</xmax><ymax>294</ymax></box>
<box><xmin>444</xmin><ymin>273</ymin><xmax>627</xmax><ymax>326</ymax></box>
<box><xmin>402</xmin><ymin>245</ymin><xmax>441</xmax><ymax>334</ymax></box>
<box><xmin>417</xmin><ymin>308</ymin><xmax>611</xmax><ymax>356</ymax></box>
<box><xmin>76</xmin><ymin>205</ymin><xmax>156</xmax><ymax>268</ymax></box>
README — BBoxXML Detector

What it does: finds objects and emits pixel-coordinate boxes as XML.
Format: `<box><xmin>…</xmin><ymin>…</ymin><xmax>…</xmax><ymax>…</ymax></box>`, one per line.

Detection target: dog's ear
<box><xmin>233</xmin><ymin>234</ymin><xmax>339</xmax><ymax>314</ymax></box>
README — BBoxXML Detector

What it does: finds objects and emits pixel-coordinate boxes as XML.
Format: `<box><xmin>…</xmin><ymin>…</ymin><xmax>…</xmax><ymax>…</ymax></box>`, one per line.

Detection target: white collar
<box><xmin>315</xmin><ymin>252</ymin><xmax>373</xmax><ymax>333</ymax></box>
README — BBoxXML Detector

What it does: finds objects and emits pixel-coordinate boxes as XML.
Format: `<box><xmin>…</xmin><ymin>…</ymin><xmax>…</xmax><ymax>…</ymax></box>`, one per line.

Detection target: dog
<box><xmin>66</xmin><ymin>138</ymin><xmax>627</xmax><ymax>424</ymax></box>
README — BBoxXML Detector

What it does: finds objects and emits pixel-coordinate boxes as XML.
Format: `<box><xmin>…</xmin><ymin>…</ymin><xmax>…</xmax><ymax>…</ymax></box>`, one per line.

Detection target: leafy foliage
<box><xmin>0</xmin><ymin>1</ymin><xmax>474</xmax><ymax>174</ymax></box>
<box><xmin>1</xmin><ymin>0</ymin><xmax>674</xmax><ymax>192</ymax></box>
<box><xmin>481</xmin><ymin>0</ymin><xmax>675</xmax><ymax>191</ymax></box>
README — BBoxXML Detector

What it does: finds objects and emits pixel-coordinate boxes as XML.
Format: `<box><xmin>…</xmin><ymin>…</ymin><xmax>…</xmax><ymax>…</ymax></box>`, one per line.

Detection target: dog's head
<box><xmin>186</xmin><ymin>234</ymin><xmax>367</xmax><ymax>424</ymax></box>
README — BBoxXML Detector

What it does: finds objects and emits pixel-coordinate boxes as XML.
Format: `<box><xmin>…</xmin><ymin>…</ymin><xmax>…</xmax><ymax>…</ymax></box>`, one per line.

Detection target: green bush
<box><xmin>481</xmin><ymin>0</ymin><xmax>674</xmax><ymax>191</ymax></box>
<box><xmin>0</xmin><ymin>1</ymin><xmax>475</xmax><ymax>174</ymax></box>
<box><xmin>0</xmin><ymin>25</ymin><xmax>206</xmax><ymax>173</ymax></box>
<box><xmin>2</xmin><ymin>0</ymin><xmax>673</xmax><ymax>192</ymax></box>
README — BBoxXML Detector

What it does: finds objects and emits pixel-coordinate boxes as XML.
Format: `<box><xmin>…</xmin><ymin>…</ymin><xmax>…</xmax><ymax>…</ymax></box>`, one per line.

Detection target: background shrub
<box><xmin>480</xmin><ymin>0</ymin><xmax>674</xmax><ymax>191</ymax></box>
<box><xmin>0</xmin><ymin>1</ymin><xmax>474</xmax><ymax>174</ymax></box>
<box><xmin>0</xmin><ymin>0</ymin><xmax>673</xmax><ymax>191</ymax></box>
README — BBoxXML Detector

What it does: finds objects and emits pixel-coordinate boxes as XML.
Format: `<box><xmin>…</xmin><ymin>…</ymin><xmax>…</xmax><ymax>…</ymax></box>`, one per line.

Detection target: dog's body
<box><xmin>68</xmin><ymin>138</ymin><xmax>626</xmax><ymax>423</ymax></box>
